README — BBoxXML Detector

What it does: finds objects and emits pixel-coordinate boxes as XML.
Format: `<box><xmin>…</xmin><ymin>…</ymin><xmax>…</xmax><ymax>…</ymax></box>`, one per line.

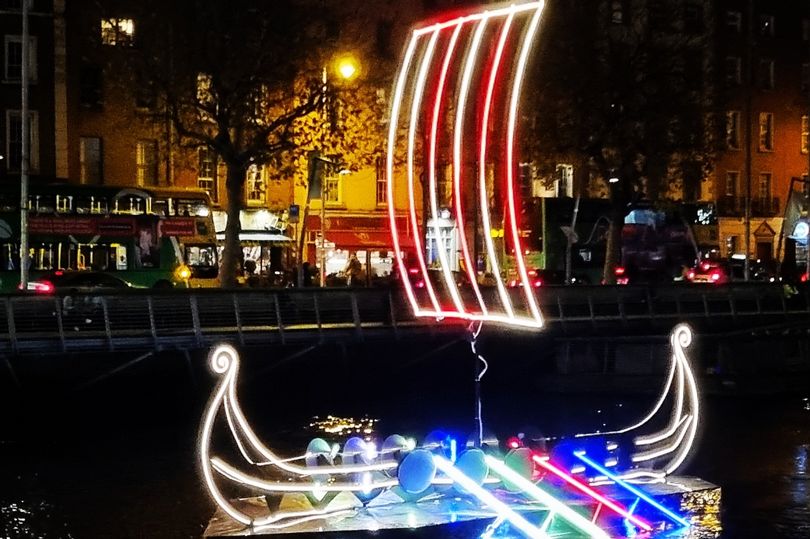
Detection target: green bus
<box><xmin>0</xmin><ymin>184</ymin><xmax>197</xmax><ymax>291</ymax></box>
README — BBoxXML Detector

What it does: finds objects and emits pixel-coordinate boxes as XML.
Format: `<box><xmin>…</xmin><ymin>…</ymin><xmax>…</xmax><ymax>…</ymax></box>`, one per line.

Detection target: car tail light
<box><xmin>802</xmin><ymin>274</ymin><xmax>808</xmax><ymax>283</ymax></box>
<box><xmin>408</xmin><ymin>267</ymin><xmax>420</xmax><ymax>274</ymax></box>
<box><xmin>533</xmin><ymin>279</ymin><xmax>543</xmax><ymax>287</ymax></box>
<box><xmin>614</xmin><ymin>266</ymin><xmax>626</xmax><ymax>276</ymax></box>
<box><xmin>710</xmin><ymin>270</ymin><xmax>722</xmax><ymax>282</ymax></box>
<box><xmin>701</xmin><ymin>262</ymin><xmax>711</xmax><ymax>271</ymax></box>
<box><xmin>21</xmin><ymin>280</ymin><xmax>55</xmax><ymax>294</ymax></box>
<box><xmin>687</xmin><ymin>270</ymin><xmax>696</xmax><ymax>280</ymax></box>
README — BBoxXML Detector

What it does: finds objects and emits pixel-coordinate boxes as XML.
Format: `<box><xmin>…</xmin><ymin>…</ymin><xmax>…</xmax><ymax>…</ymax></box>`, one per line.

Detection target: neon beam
<box><xmin>406</xmin><ymin>29</ymin><xmax>442</xmax><ymax>312</ymax></box>
<box><xmin>433</xmin><ymin>455</ymin><xmax>551</xmax><ymax>539</ymax></box>
<box><xmin>575</xmin><ymin>452</ymin><xmax>691</xmax><ymax>528</ymax></box>
<box><xmin>478</xmin><ymin>13</ymin><xmax>517</xmax><ymax>317</ymax></box>
<box><xmin>429</xmin><ymin>22</ymin><xmax>466</xmax><ymax>313</ymax></box>
<box><xmin>484</xmin><ymin>455</ymin><xmax>611</xmax><ymax>538</ymax></box>
<box><xmin>452</xmin><ymin>16</ymin><xmax>490</xmax><ymax>316</ymax></box>
<box><xmin>414</xmin><ymin>1</ymin><xmax>542</xmax><ymax>36</ymax></box>
<box><xmin>504</xmin><ymin>1</ymin><xmax>544</xmax><ymax>326</ymax></box>
<box><xmin>532</xmin><ymin>455</ymin><xmax>652</xmax><ymax>531</ymax></box>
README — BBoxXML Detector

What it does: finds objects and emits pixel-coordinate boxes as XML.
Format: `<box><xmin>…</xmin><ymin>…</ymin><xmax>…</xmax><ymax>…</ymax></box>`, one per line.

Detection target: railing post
<box><xmin>147</xmin><ymin>295</ymin><xmax>158</xmax><ymax>350</ymax></box>
<box><xmin>4</xmin><ymin>298</ymin><xmax>16</xmax><ymax>356</ymax></box>
<box><xmin>273</xmin><ymin>293</ymin><xmax>286</xmax><ymax>345</ymax></box>
<box><xmin>100</xmin><ymin>296</ymin><xmax>113</xmax><ymax>352</ymax></box>
<box><xmin>54</xmin><ymin>297</ymin><xmax>66</xmax><ymax>353</ymax></box>
<box><xmin>232</xmin><ymin>293</ymin><xmax>245</xmax><ymax>347</ymax></box>
<box><xmin>190</xmin><ymin>294</ymin><xmax>202</xmax><ymax>347</ymax></box>
<box><xmin>313</xmin><ymin>292</ymin><xmax>323</xmax><ymax>344</ymax></box>
<box><xmin>350</xmin><ymin>291</ymin><xmax>362</xmax><ymax>341</ymax></box>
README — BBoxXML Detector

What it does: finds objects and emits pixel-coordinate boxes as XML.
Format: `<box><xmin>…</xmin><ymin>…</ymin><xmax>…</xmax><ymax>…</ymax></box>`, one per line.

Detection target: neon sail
<box><xmin>387</xmin><ymin>1</ymin><xmax>546</xmax><ymax>329</ymax></box>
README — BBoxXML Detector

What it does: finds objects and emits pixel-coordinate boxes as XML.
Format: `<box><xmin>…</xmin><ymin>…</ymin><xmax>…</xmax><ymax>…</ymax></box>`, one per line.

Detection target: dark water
<box><xmin>0</xmin><ymin>340</ymin><xmax>809</xmax><ymax>538</ymax></box>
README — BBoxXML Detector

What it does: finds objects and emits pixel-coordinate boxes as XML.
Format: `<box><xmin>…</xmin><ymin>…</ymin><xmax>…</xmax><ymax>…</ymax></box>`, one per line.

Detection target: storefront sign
<box><xmin>160</xmin><ymin>218</ymin><xmax>196</xmax><ymax>237</ymax></box>
<box><xmin>29</xmin><ymin>216</ymin><xmax>136</xmax><ymax>236</ymax></box>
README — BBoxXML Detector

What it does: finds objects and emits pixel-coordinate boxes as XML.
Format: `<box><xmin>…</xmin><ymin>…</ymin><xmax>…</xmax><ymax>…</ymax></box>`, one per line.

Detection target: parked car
<box><xmin>507</xmin><ymin>269</ymin><xmax>566</xmax><ymax>288</ymax></box>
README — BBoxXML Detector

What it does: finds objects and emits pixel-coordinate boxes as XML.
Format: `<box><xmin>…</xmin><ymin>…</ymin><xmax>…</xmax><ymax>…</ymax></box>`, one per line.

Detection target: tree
<box><xmin>526</xmin><ymin>0</ymin><xmax>719</xmax><ymax>283</ymax></box>
<box><xmin>123</xmin><ymin>0</ymin><xmax>332</xmax><ymax>287</ymax></box>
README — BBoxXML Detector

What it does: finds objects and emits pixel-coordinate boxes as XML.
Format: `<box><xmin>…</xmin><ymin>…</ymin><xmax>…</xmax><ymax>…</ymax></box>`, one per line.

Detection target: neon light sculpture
<box><xmin>387</xmin><ymin>1</ymin><xmax>546</xmax><ymax>328</ymax></box>
<box><xmin>572</xmin><ymin>323</ymin><xmax>700</xmax><ymax>482</ymax></box>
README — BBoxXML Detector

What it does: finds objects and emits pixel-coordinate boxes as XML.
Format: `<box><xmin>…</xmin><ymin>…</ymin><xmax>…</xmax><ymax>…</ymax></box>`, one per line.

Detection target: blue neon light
<box><xmin>575</xmin><ymin>452</ymin><xmax>690</xmax><ymax>527</ymax></box>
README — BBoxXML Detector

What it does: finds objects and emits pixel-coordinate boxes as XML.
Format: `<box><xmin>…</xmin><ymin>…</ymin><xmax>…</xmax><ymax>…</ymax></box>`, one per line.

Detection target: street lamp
<box><xmin>318</xmin><ymin>54</ymin><xmax>360</xmax><ymax>286</ymax></box>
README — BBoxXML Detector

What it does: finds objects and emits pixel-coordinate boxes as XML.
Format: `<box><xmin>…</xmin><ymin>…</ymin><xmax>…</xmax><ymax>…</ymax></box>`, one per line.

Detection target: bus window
<box><xmin>76</xmin><ymin>196</ymin><xmax>108</xmax><ymax>215</ymax></box>
<box><xmin>56</xmin><ymin>195</ymin><xmax>73</xmax><ymax>214</ymax></box>
<box><xmin>115</xmin><ymin>244</ymin><xmax>128</xmax><ymax>270</ymax></box>
<box><xmin>30</xmin><ymin>194</ymin><xmax>55</xmax><ymax>214</ymax></box>
<box><xmin>33</xmin><ymin>243</ymin><xmax>55</xmax><ymax>270</ymax></box>
<box><xmin>2</xmin><ymin>243</ymin><xmax>19</xmax><ymax>270</ymax></box>
<box><xmin>185</xmin><ymin>245</ymin><xmax>218</xmax><ymax>278</ymax></box>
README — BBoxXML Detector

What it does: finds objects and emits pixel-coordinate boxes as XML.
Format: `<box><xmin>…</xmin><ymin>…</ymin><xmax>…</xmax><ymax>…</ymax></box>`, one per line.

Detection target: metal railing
<box><xmin>0</xmin><ymin>283</ymin><xmax>808</xmax><ymax>357</ymax></box>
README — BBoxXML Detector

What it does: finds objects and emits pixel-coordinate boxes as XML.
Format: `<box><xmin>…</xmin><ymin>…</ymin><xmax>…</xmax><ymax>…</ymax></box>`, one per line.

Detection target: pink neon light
<box><xmin>429</xmin><ymin>23</ymin><xmax>465</xmax><ymax>313</ymax></box>
<box><xmin>413</xmin><ymin>2</ymin><xmax>542</xmax><ymax>36</ymax></box>
<box><xmin>505</xmin><ymin>3</ymin><xmax>544</xmax><ymax>325</ymax></box>
<box><xmin>532</xmin><ymin>455</ymin><xmax>653</xmax><ymax>531</ymax></box>
<box><xmin>452</xmin><ymin>16</ymin><xmax>490</xmax><ymax>317</ymax></box>
<box><xmin>479</xmin><ymin>13</ymin><xmax>516</xmax><ymax>317</ymax></box>
<box><xmin>406</xmin><ymin>30</ymin><xmax>442</xmax><ymax>312</ymax></box>
<box><xmin>387</xmin><ymin>33</ymin><xmax>422</xmax><ymax>315</ymax></box>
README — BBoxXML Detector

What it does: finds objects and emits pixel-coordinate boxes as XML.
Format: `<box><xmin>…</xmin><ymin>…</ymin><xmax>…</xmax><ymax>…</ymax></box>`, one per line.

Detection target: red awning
<box><xmin>325</xmin><ymin>230</ymin><xmax>414</xmax><ymax>250</ymax></box>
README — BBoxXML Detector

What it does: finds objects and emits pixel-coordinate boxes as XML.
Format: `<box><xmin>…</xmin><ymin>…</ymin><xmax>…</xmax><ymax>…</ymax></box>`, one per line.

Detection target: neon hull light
<box><xmin>573</xmin><ymin>324</ymin><xmax>700</xmax><ymax>480</ymax></box>
<box><xmin>387</xmin><ymin>1</ymin><xmax>546</xmax><ymax>329</ymax></box>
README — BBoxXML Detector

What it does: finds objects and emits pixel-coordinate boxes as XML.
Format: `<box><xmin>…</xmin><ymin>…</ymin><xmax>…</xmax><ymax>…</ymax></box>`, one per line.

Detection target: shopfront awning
<box><xmin>325</xmin><ymin>230</ymin><xmax>414</xmax><ymax>250</ymax></box>
<box><xmin>216</xmin><ymin>230</ymin><xmax>294</xmax><ymax>243</ymax></box>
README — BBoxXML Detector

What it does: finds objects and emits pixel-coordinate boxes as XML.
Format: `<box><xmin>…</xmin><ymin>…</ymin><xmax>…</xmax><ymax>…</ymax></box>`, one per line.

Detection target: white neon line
<box><xmin>407</xmin><ymin>29</ymin><xmax>442</xmax><ymax>312</ymax></box>
<box><xmin>452</xmin><ymin>16</ymin><xmax>490</xmax><ymax>317</ymax></box>
<box><xmin>478</xmin><ymin>13</ymin><xmax>517</xmax><ymax>317</ymax></box>
<box><xmin>484</xmin><ymin>455</ymin><xmax>610</xmax><ymax>538</ymax></box>
<box><xmin>505</xmin><ymin>2</ymin><xmax>544</xmax><ymax>325</ymax></box>
<box><xmin>635</xmin><ymin>393</ymin><xmax>688</xmax><ymax>447</ymax></box>
<box><xmin>413</xmin><ymin>2</ymin><xmax>543</xmax><ymax>36</ymax></box>
<box><xmin>414</xmin><ymin>309</ymin><xmax>543</xmax><ymax>329</ymax></box>
<box><xmin>252</xmin><ymin>510</ymin><xmax>356</xmax><ymax>531</ymax></box>
<box><xmin>434</xmin><ymin>456</ymin><xmax>550</xmax><ymax>539</ymax></box>
<box><xmin>631</xmin><ymin>415</ymin><xmax>693</xmax><ymax>463</ymax></box>
<box><xmin>387</xmin><ymin>32</ymin><xmax>422</xmax><ymax>316</ymax></box>
<box><xmin>200</xmin><ymin>345</ymin><xmax>252</xmax><ymax>525</ymax></box>
<box><xmin>212</xmin><ymin>458</ymin><xmax>400</xmax><ymax>492</ymax></box>
<box><xmin>664</xmin><ymin>325</ymin><xmax>700</xmax><ymax>475</ymax></box>
<box><xmin>224</xmin><ymin>394</ymin><xmax>255</xmax><ymax>465</ymax></box>
<box><xmin>429</xmin><ymin>22</ymin><xmax>466</xmax><ymax>313</ymax></box>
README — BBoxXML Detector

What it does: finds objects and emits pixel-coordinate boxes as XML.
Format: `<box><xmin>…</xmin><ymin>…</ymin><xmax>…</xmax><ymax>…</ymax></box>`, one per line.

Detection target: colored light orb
<box><xmin>336</xmin><ymin>56</ymin><xmax>359</xmax><ymax>80</ymax></box>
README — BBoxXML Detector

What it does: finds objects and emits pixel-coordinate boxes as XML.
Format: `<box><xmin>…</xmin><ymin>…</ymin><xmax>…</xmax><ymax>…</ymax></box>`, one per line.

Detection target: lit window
<box><xmin>197</xmin><ymin>73</ymin><xmax>214</xmax><ymax>104</ymax></box>
<box><xmin>5</xmin><ymin>110</ymin><xmax>38</xmax><ymax>173</ymax></box>
<box><xmin>80</xmin><ymin>137</ymin><xmax>103</xmax><ymax>184</ymax></box>
<box><xmin>759</xmin><ymin>14</ymin><xmax>774</xmax><ymax>37</ymax></box>
<box><xmin>135</xmin><ymin>140</ymin><xmax>158</xmax><ymax>186</ymax></box>
<box><xmin>610</xmin><ymin>1</ymin><xmax>625</xmax><ymax>25</ymax></box>
<box><xmin>802</xmin><ymin>116</ymin><xmax>809</xmax><ymax>155</ymax></box>
<box><xmin>759</xmin><ymin>59</ymin><xmax>774</xmax><ymax>89</ymax></box>
<box><xmin>325</xmin><ymin>174</ymin><xmax>341</xmax><ymax>204</ymax></box>
<box><xmin>198</xmin><ymin>147</ymin><xmax>218</xmax><ymax>203</ymax></box>
<box><xmin>725</xmin><ymin>171</ymin><xmax>739</xmax><ymax>197</ymax></box>
<box><xmin>726</xmin><ymin>10</ymin><xmax>742</xmax><ymax>33</ymax></box>
<box><xmin>758</xmin><ymin>172</ymin><xmax>772</xmax><ymax>200</ymax></box>
<box><xmin>725</xmin><ymin>56</ymin><xmax>741</xmax><ymax>85</ymax></box>
<box><xmin>726</xmin><ymin>111</ymin><xmax>741</xmax><ymax>150</ymax></box>
<box><xmin>245</xmin><ymin>164</ymin><xmax>266</xmax><ymax>205</ymax></box>
<box><xmin>758</xmin><ymin>112</ymin><xmax>774</xmax><ymax>152</ymax></box>
<box><xmin>375</xmin><ymin>155</ymin><xmax>387</xmax><ymax>206</ymax></box>
<box><xmin>4</xmin><ymin>35</ymin><xmax>36</xmax><ymax>82</ymax></box>
<box><xmin>100</xmin><ymin>18</ymin><xmax>135</xmax><ymax>47</ymax></box>
<box><xmin>556</xmin><ymin>163</ymin><xmax>574</xmax><ymax>197</ymax></box>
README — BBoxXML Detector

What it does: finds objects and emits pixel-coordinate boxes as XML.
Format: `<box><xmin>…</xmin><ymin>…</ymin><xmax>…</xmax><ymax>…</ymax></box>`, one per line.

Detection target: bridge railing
<box><xmin>1</xmin><ymin>283</ymin><xmax>808</xmax><ymax>356</ymax></box>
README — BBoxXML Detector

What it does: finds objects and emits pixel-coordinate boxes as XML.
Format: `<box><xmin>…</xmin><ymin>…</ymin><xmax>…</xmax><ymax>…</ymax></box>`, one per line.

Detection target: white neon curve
<box><xmin>433</xmin><ymin>455</ymin><xmax>551</xmax><ymax>539</ymax></box>
<box><xmin>453</xmin><ymin>16</ymin><xmax>492</xmax><ymax>316</ymax></box>
<box><xmin>429</xmin><ymin>22</ymin><xmax>466</xmax><ymax>313</ymax></box>
<box><xmin>485</xmin><ymin>456</ymin><xmax>611</xmax><ymax>539</ymax></box>
<box><xmin>505</xmin><ymin>2</ymin><xmax>544</xmax><ymax>325</ymax></box>
<box><xmin>574</xmin><ymin>324</ymin><xmax>700</xmax><ymax>481</ymax></box>
<box><xmin>407</xmin><ymin>30</ymin><xmax>442</xmax><ymax>312</ymax></box>
<box><xmin>478</xmin><ymin>12</ymin><xmax>517</xmax><ymax>317</ymax></box>
<box><xmin>387</xmin><ymin>32</ymin><xmax>421</xmax><ymax>316</ymax></box>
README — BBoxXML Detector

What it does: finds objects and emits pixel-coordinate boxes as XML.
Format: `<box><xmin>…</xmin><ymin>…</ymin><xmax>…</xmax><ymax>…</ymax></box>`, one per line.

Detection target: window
<box><xmin>135</xmin><ymin>140</ymin><xmax>158</xmax><ymax>186</ymax></box>
<box><xmin>80</xmin><ymin>137</ymin><xmax>102</xmax><ymax>184</ymax></box>
<box><xmin>4</xmin><ymin>35</ymin><xmax>36</xmax><ymax>81</ymax></box>
<box><xmin>758</xmin><ymin>172</ymin><xmax>772</xmax><ymax>200</ymax></box>
<box><xmin>556</xmin><ymin>163</ymin><xmax>574</xmax><ymax>197</ymax></box>
<box><xmin>5</xmin><ymin>110</ymin><xmax>38</xmax><ymax>173</ymax></box>
<box><xmin>725</xmin><ymin>56</ymin><xmax>741</xmax><ymax>85</ymax></box>
<box><xmin>197</xmin><ymin>147</ymin><xmax>218</xmax><ymax>203</ymax></box>
<box><xmin>803</xmin><ymin>116</ymin><xmax>809</xmax><ymax>154</ymax></box>
<box><xmin>759</xmin><ymin>14</ymin><xmax>774</xmax><ymax>37</ymax></box>
<box><xmin>80</xmin><ymin>64</ymin><xmax>102</xmax><ymax>107</ymax></box>
<box><xmin>245</xmin><ymin>164</ymin><xmax>266</xmax><ymax>205</ymax></box>
<box><xmin>725</xmin><ymin>171</ymin><xmax>739</xmax><ymax>197</ymax></box>
<box><xmin>325</xmin><ymin>175</ymin><xmax>341</xmax><ymax>204</ymax></box>
<box><xmin>610</xmin><ymin>1</ymin><xmax>625</xmax><ymax>25</ymax></box>
<box><xmin>726</xmin><ymin>10</ymin><xmax>742</xmax><ymax>32</ymax></box>
<box><xmin>726</xmin><ymin>111</ymin><xmax>741</xmax><ymax>150</ymax></box>
<box><xmin>100</xmin><ymin>18</ymin><xmax>135</xmax><ymax>46</ymax></box>
<box><xmin>375</xmin><ymin>155</ymin><xmax>386</xmax><ymax>205</ymax></box>
<box><xmin>758</xmin><ymin>112</ymin><xmax>774</xmax><ymax>151</ymax></box>
<box><xmin>759</xmin><ymin>59</ymin><xmax>774</xmax><ymax>89</ymax></box>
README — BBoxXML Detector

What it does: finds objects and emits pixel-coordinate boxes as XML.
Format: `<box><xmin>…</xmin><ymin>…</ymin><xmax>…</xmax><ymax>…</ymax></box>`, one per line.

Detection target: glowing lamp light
<box><xmin>336</xmin><ymin>56</ymin><xmax>359</xmax><ymax>80</ymax></box>
<box><xmin>609</xmin><ymin>176</ymin><xmax>620</xmax><ymax>184</ymax></box>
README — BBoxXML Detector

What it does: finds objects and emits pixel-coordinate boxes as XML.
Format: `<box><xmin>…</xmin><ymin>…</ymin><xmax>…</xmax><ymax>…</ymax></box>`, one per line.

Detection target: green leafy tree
<box><xmin>526</xmin><ymin>0</ymin><xmax>719</xmax><ymax>282</ymax></box>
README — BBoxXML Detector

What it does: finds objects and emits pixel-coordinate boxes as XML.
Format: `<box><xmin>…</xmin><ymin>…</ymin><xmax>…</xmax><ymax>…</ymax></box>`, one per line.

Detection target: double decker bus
<box><xmin>0</xmin><ymin>184</ymin><xmax>212</xmax><ymax>291</ymax></box>
<box><xmin>145</xmin><ymin>187</ymin><xmax>219</xmax><ymax>288</ymax></box>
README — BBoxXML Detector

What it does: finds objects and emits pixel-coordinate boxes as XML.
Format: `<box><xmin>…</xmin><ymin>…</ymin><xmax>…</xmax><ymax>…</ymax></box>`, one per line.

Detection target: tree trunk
<box><xmin>221</xmin><ymin>162</ymin><xmax>245</xmax><ymax>288</ymax></box>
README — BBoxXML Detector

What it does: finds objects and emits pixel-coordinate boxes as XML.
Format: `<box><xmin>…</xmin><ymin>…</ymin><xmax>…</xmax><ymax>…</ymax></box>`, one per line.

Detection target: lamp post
<box><xmin>318</xmin><ymin>55</ymin><xmax>359</xmax><ymax>287</ymax></box>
